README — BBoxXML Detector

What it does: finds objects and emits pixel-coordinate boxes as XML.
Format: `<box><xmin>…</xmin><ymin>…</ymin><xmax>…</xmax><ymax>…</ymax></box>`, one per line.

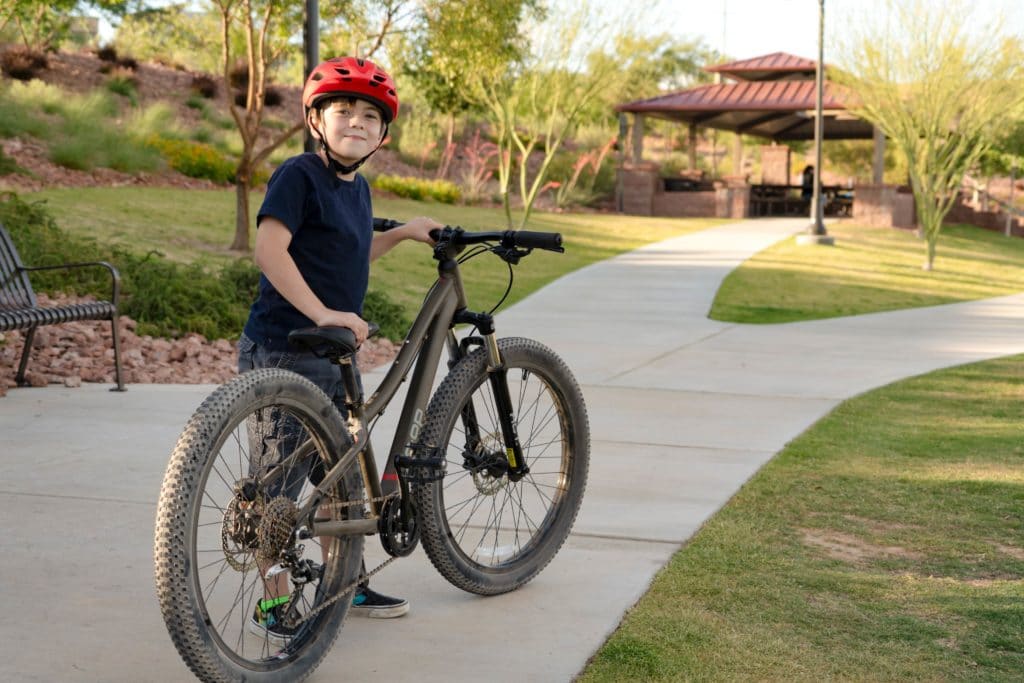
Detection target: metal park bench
<box><xmin>0</xmin><ymin>221</ymin><xmax>125</xmax><ymax>391</ymax></box>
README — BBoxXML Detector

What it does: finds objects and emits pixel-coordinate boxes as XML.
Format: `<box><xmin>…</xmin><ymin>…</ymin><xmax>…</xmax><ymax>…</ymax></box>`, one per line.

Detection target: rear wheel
<box><xmin>414</xmin><ymin>338</ymin><xmax>589</xmax><ymax>595</ymax></box>
<box><xmin>154</xmin><ymin>369</ymin><xmax>364</xmax><ymax>683</ymax></box>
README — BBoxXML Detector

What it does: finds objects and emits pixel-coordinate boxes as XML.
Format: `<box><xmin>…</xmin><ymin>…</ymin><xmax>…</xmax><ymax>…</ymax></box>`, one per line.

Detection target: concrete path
<box><xmin>2</xmin><ymin>218</ymin><xmax>1023</xmax><ymax>682</ymax></box>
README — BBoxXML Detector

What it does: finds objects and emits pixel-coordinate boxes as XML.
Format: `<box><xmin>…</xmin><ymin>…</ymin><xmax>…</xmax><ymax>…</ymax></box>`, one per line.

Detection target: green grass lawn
<box><xmin>710</xmin><ymin>222</ymin><xmax>1024</xmax><ymax>323</ymax></box>
<box><xmin>581</xmin><ymin>354</ymin><xmax>1024</xmax><ymax>681</ymax></box>
<box><xmin>26</xmin><ymin>187</ymin><xmax>724</xmax><ymax>319</ymax></box>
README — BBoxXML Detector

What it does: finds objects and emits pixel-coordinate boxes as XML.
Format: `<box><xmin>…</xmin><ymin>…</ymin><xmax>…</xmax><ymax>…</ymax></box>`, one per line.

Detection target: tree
<box><xmin>207</xmin><ymin>0</ymin><xmax>406</xmax><ymax>251</ymax></box>
<box><xmin>587</xmin><ymin>32</ymin><xmax>715</xmax><ymax>123</ymax></box>
<box><xmin>114</xmin><ymin>4</ymin><xmax>224</xmax><ymax>73</ymax></box>
<box><xmin>835</xmin><ymin>0</ymin><xmax>1024</xmax><ymax>269</ymax></box>
<box><xmin>403</xmin><ymin>0</ymin><xmax>541</xmax><ymax>179</ymax></box>
<box><xmin>468</xmin><ymin>1</ymin><xmax>632</xmax><ymax>229</ymax></box>
<box><xmin>208</xmin><ymin>0</ymin><xmax>306</xmax><ymax>251</ymax></box>
<box><xmin>320</xmin><ymin>0</ymin><xmax>414</xmax><ymax>60</ymax></box>
<box><xmin>1</xmin><ymin>0</ymin><xmax>130</xmax><ymax>51</ymax></box>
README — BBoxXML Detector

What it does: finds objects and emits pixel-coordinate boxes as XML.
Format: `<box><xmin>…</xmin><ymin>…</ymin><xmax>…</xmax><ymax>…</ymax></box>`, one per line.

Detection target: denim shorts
<box><xmin>237</xmin><ymin>333</ymin><xmax>360</xmax><ymax>499</ymax></box>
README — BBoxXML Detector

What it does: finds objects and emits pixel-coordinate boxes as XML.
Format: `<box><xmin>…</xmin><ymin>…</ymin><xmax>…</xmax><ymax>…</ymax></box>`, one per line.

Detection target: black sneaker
<box><xmin>249</xmin><ymin>597</ymin><xmax>298</xmax><ymax>645</ymax></box>
<box><xmin>350</xmin><ymin>586</ymin><xmax>410</xmax><ymax>619</ymax></box>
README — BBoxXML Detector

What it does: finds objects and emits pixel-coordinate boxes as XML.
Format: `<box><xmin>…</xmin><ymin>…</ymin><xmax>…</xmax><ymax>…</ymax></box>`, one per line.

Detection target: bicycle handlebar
<box><xmin>372</xmin><ymin>217</ymin><xmax>564</xmax><ymax>253</ymax></box>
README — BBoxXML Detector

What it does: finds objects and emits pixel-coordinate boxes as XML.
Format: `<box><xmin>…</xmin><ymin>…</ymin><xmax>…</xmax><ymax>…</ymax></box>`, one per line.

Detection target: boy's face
<box><xmin>311</xmin><ymin>97</ymin><xmax>385</xmax><ymax>163</ymax></box>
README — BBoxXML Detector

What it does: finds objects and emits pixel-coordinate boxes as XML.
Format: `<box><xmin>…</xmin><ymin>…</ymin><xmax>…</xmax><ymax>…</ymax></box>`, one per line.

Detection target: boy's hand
<box><xmin>315</xmin><ymin>310</ymin><xmax>369</xmax><ymax>345</ymax></box>
<box><xmin>401</xmin><ymin>217</ymin><xmax>443</xmax><ymax>244</ymax></box>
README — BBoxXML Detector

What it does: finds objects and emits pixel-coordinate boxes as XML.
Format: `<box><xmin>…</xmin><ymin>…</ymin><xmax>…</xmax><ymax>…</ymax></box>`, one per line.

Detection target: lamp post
<box><xmin>303</xmin><ymin>0</ymin><xmax>319</xmax><ymax>153</ymax></box>
<box><xmin>799</xmin><ymin>0</ymin><xmax>835</xmax><ymax>245</ymax></box>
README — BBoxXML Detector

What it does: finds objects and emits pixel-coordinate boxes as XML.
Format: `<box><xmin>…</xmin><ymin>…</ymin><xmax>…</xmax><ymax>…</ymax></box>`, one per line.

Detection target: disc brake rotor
<box><xmin>221</xmin><ymin>497</ymin><xmax>257</xmax><ymax>572</ymax></box>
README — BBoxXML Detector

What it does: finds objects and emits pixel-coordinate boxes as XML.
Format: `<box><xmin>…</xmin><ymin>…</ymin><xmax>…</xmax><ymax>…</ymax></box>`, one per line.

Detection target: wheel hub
<box><xmin>463</xmin><ymin>446</ymin><xmax>509</xmax><ymax>496</ymax></box>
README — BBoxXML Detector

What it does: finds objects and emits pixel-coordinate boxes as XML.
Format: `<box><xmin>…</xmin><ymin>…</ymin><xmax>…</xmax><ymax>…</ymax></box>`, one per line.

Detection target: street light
<box><xmin>798</xmin><ymin>0</ymin><xmax>835</xmax><ymax>246</ymax></box>
<box><xmin>303</xmin><ymin>0</ymin><xmax>319</xmax><ymax>153</ymax></box>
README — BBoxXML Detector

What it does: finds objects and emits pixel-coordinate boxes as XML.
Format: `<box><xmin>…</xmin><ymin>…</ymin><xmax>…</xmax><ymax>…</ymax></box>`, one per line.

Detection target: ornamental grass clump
<box><xmin>372</xmin><ymin>174</ymin><xmax>461</xmax><ymax>204</ymax></box>
<box><xmin>146</xmin><ymin>136</ymin><xmax>236</xmax><ymax>184</ymax></box>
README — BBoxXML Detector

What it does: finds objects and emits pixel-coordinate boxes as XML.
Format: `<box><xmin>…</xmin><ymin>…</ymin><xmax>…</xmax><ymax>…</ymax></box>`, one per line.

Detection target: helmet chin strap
<box><xmin>312</xmin><ymin>118</ymin><xmax>388</xmax><ymax>176</ymax></box>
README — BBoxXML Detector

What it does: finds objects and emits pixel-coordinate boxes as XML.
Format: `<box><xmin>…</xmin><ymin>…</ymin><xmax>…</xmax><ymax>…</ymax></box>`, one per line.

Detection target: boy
<box><xmin>239</xmin><ymin>56</ymin><xmax>440</xmax><ymax>642</ymax></box>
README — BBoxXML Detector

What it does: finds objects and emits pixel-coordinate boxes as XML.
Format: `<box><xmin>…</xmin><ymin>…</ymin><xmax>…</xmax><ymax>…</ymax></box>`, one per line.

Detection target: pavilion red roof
<box><xmin>706</xmin><ymin>52</ymin><xmax>819</xmax><ymax>81</ymax></box>
<box><xmin>619</xmin><ymin>80</ymin><xmax>847</xmax><ymax>114</ymax></box>
<box><xmin>616</xmin><ymin>76</ymin><xmax>868</xmax><ymax>141</ymax></box>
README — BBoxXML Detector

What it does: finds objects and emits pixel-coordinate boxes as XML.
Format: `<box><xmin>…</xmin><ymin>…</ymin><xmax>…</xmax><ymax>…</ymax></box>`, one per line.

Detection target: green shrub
<box><xmin>0</xmin><ymin>147</ymin><xmax>25</xmax><ymax>176</ymax></box>
<box><xmin>146</xmin><ymin>135</ymin><xmax>236</xmax><ymax>183</ymax></box>
<box><xmin>0</xmin><ymin>192</ymin><xmax>113</xmax><ymax>295</ymax></box>
<box><xmin>0</xmin><ymin>193</ymin><xmax>248</xmax><ymax>339</ymax></box>
<box><xmin>363</xmin><ymin>289</ymin><xmax>409</xmax><ymax>341</ymax></box>
<box><xmin>1</xmin><ymin>46</ymin><xmax>48</xmax><ymax>80</ymax></box>
<box><xmin>190</xmin><ymin>74</ymin><xmax>218</xmax><ymax>99</ymax></box>
<box><xmin>97</xmin><ymin>45</ymin><xmax>119</xmax><ymax>62</ymax></box>
<box><xmin>106</xmin><ymin>73</ymin><xmax>139</xmax><ymax>105</ymax></box>
<box><xmin>372</xmin><ymin>174</ymin><xmax>461</xmax><ymax>204</ymax></box>
<box><xmin>0</xmin><ymin>193</ymin><xmax>410</xmax><ymax>341</ymax></box>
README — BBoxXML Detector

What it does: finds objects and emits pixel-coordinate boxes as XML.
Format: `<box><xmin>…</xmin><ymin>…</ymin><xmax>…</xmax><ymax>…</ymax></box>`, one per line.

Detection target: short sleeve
<box><xmin>257</xmin><ymin>160</ymin><xmax>310</xmax><ymax>235</ymax></box>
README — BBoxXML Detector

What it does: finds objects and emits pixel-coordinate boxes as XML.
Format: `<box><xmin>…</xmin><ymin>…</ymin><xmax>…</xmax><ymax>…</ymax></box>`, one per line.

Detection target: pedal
<box><xmin>395</xmin><ymin>445</ymin><xmax>446</xmax><ymax>483</ymax></box>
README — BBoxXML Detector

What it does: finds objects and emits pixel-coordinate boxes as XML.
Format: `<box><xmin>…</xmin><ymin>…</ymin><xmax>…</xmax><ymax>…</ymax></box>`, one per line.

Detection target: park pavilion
<box><xmin>614</xmin><ymin>52</ymin><xmax>913</xmax><ymax>227</ymax></box>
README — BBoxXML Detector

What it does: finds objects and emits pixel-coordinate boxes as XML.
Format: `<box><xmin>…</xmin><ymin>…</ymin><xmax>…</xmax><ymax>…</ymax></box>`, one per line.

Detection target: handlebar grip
<box><xmin>510</xmin><ymin>231</ymin><xmax>563</xmax><ymax>252</ymax></box>
<box><xmin>373</xmin><ymin>217</ymin><xmax>403</xmax><ymax>232</ymax></box>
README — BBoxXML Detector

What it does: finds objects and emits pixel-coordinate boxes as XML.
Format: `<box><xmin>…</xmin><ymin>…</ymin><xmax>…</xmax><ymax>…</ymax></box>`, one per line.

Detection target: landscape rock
<box><xmin>0</xmin><ymin>293</ymin><xmax>399</xmax><ymax>395</ymax></box>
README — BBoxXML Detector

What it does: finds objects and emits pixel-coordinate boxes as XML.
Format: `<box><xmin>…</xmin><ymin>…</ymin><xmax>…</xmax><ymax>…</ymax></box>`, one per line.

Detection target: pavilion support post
<box><xmin>688</xmin><ymin>123</ymin><xmax>697</xmax><ymax>170</ymax></box>
<box><xmin>872</xmin><ymin>125</ymin><xmax>885</xmax><ymax>184</ymax></box>
<box><xmin>616</xmin><ymin>113</ymin><xmax>628</xmax><ymax>213</ymax></box>
<box><xmin>631</xmin><ymin>114</ymin><xmax>645</xmax><ymax>164</ymax></box>
<box><xmin>732</xmin><ymin>133</ymin><xmax>743</xmax><ymax>176</ymax></box>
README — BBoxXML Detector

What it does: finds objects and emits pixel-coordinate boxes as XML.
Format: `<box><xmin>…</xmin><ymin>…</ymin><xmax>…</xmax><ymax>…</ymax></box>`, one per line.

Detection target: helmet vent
<box><xmin>311</xmin><ymin>72</ymin><xmax>324</xmax><ymax>81</ymax></box>
<box><xmin>335</xmin><ymin>68</ymin><xmax>351</xmax><ymax>75</ymax></box>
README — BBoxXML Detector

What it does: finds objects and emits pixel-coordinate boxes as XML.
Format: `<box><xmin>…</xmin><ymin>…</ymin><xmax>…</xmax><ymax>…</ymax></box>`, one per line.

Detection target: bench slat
<box><xmin>0</xmin><ymin>226</ymin><xmax>36</xmax><ymax>309</ymax></box>
<box><xmin>0</xmin><ymin>301</ymin><xmax>118</xmax><ymax>331</ymax></box>
<box><xmin>0</xmin><ymin>219</ymin><xmax>124</xmax><ymax>390</ymax></box>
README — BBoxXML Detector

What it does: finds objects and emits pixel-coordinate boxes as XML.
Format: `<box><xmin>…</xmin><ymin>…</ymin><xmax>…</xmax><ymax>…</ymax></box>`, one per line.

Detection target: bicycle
<box><xmin>154</xmin><ymin>221</ymin><xmax>590</xmax><ymax>682</ymax></box>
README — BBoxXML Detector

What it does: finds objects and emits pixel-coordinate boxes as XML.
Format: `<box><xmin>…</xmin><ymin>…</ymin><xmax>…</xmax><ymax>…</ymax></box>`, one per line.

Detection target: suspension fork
<box><xmin>453</xmin><ymin>310</ymin><xmax>528</xmax><ymax>480</ymax></box>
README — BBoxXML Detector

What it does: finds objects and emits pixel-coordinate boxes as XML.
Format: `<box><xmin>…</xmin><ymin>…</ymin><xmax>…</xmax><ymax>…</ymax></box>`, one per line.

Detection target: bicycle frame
<box><xmin>292</xmin><ymin>251</ymin><xmax>475</xmax><ymax>538</ymax></box>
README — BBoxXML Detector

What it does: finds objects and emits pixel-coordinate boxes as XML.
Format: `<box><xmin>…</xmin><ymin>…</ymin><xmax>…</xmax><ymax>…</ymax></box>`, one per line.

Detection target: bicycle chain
<box><xmin>289</xmin><ymin>490</ymin><xmax>402</xmax><ymax>628</ymax></box>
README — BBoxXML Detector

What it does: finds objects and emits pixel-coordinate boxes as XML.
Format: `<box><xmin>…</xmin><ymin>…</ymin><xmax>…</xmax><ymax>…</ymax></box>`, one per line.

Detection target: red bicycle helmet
<box><xmin>302</xmin><ymin>57</ymin><xmax>399</xmax><ymax>123</ymax></box>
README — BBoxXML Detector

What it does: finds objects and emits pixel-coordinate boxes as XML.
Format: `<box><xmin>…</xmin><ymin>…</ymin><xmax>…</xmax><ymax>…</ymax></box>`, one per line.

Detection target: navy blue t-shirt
<box><xmin>243</xmin><ymin>153</ymin><xmax>373</xmax><ymax>349</ymax></box>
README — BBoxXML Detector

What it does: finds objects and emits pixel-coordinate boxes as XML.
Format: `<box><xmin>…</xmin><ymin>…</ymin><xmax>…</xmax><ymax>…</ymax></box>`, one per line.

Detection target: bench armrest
<box><xmin>19</xmin><ymin>260</ymin><xmax>121</xmax><ymax>306</ymax></box>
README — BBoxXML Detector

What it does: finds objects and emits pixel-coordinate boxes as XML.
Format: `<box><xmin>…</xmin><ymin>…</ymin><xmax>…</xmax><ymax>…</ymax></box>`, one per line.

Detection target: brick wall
<box><xmin>619</xmin><ymin>163</ymin><xmax>659</xmax><ymax>216</ymax></box>
<box><xmin>946</xmin><ymin>198</ymin><xmax>1023</xmax><ymax>236</ymax></box>
<box><xmin>653</xmin><ymin>191</ymin><xmax>717</xmax><ymax>217</ymax></box>
<box><xmin>761</xmin><ymin>146</ymin><xmax>791</xmax><ymax>185</ymax></box>
<box><xmin>853</xmin><ymin>185</ymin><xmax>916</xmax><ymax>228</ymax></box>
<box><xmin>619</xmin><ymin>164</ymin><xmax>749</xmax><ymax>219</ymax></box>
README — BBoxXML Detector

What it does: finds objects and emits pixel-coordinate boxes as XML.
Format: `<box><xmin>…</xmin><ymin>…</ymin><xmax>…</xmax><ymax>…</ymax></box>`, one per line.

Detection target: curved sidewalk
<box><xmin>2</xmin><ymin>218</ymin><xmax>1023</xmax><ymax>681</ymax></box>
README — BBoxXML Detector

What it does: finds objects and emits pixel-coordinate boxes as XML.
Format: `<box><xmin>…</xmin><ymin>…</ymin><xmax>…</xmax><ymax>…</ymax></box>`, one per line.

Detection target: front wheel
<box><xmin>414</xmin><ymin>337</ymin><xmax>589</xmax><ymax>595</ymax></box>
<box><xmin>154</xmin><ymin>369</ymin><xmax>364</xmax><ymax>683</ymax></box>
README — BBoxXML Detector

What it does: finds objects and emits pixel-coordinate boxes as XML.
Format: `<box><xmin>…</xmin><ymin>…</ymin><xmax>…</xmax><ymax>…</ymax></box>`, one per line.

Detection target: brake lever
<box><xmin>492</xmin><ymin>245</ymin><xmax>532</xmax><ymax>265</ymax></box>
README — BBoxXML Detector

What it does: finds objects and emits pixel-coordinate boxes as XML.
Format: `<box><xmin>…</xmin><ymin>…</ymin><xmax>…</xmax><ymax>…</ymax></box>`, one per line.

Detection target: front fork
<box><xmin>453</xmin><ymin>310</ymin><xmax>528</xmax><ymax>480</ymax></box>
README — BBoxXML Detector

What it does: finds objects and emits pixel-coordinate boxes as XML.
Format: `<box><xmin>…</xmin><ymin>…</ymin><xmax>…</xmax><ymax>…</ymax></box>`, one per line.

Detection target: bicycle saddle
<box><xmin>287</xmin><ymin>322</ymin><xmax>380</xmax><ymax>359</ymax></box>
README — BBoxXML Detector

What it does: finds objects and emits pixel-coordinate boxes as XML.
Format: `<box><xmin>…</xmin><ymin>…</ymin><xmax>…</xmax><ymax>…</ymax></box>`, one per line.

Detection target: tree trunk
<box><xmin>437</xmin><ymin>114</ymin><xmax>456</xmax><ymax>179</ymax></box>
<box><xmin>231</xmin><ymin>174</ymin><xmax>251</xmax><ymax>252</ymax></box>
<box><xmin>924</xmin><ymin>235</ymin><xmax>936</xmax><ymax>271</ymax></box>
